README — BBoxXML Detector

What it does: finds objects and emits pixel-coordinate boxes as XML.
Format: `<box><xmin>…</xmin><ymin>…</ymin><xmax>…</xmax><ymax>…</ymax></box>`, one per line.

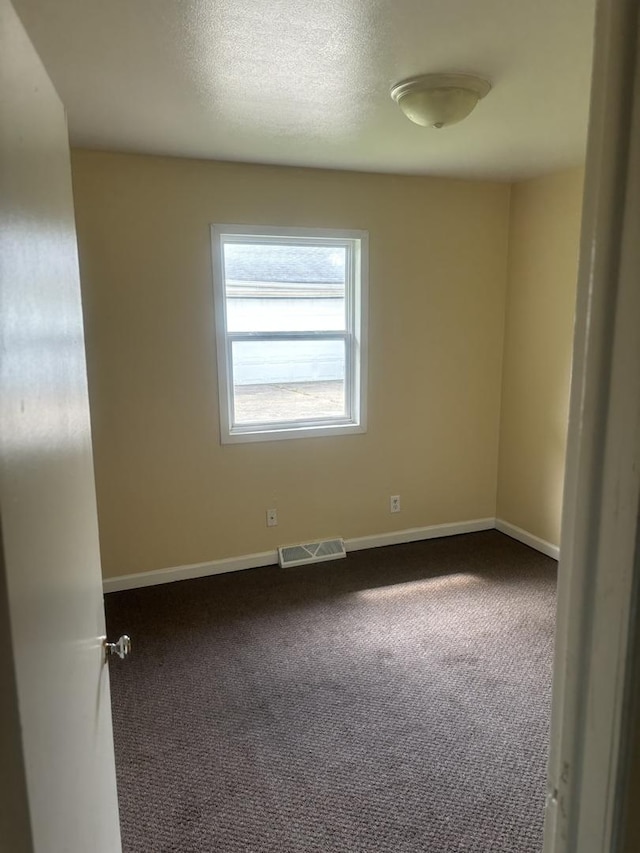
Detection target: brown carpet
<box><xmin>105</xmin><ymin>530</ymin><xmax>556</xmax><ymax>853</ymax></box>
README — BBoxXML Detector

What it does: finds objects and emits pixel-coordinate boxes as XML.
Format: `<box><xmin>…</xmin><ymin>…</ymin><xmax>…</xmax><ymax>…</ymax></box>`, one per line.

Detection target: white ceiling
<box><xmin>13</xmin><ymin>0</ymin><xmax>595</xmax><ymax>180</ymax></box>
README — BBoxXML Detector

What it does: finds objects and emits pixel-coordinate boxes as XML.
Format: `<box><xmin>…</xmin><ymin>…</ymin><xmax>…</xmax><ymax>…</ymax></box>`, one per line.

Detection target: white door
<box><xmin>0</xmin><ymin>1</ymin><xmax>122</xmax><ymax>851</ymax></box>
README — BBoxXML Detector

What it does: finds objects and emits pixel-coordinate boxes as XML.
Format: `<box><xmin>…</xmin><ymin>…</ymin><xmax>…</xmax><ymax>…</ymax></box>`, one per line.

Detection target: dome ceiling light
<box><xmin>390</xmin><ymin>73</ymin><xmax>491</xmax><ymax>129</ymax></box>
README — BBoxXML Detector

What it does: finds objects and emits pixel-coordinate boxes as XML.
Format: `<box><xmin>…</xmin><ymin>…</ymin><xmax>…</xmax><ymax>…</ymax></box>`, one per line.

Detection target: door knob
<box><xmin>104</xmin><ymin>635</ymin><xmax>131</xmax><ymax>662</ymax></box>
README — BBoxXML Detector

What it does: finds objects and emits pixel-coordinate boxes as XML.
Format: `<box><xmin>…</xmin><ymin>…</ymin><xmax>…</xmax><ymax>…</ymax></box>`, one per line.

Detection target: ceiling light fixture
<box><xmin>390</xmin><ymin>73</ymin><xmax>491</xmax><ymax>129</ymax></box>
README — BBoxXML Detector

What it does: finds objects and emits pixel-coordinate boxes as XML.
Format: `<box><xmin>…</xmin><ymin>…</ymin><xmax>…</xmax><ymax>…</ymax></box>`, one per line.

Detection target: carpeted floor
<box><xmin>105</xmin><ymin>530</ymin><xmax>556</xmax><ymax>853</ymax></box>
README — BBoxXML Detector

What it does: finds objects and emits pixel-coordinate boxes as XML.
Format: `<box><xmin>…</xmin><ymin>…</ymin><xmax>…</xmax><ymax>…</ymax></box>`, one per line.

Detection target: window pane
<box><xmin>231</xmin><ymin>339</ymin><xmax>346</xmax><ymax>425</ymax></box>
<box><xmin>223</xmin><ymin>242</ymin><xmax>346</xmax><ymax>332</ymax></box>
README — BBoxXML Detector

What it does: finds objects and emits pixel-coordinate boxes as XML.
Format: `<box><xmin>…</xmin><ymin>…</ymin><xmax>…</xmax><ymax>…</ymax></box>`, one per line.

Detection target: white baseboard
<box><xmin>102</xmin><ymin>550</ymin><xmax>279</xmax><ymax>593</ymax></box>
<box><xmin>495</xmin><ymin>518</ymin><xmax>560</xmax><ymax>560</ymax></box>
<box><xmin>345</xmin><ymin>518</ymin><xmax>495</xmax><ymax>552</ymax></box>
<box><xmin>103</xmin><ymin>517</ymin><xmax>495</xmax><ymax>593</ymax></box>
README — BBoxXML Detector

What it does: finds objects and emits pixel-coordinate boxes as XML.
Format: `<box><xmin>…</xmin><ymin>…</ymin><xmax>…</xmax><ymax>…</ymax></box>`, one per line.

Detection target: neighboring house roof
<box><xmin>224</xmin><ymin>244</ymin><xmax>345</xmax><ymax>284</ymax></box>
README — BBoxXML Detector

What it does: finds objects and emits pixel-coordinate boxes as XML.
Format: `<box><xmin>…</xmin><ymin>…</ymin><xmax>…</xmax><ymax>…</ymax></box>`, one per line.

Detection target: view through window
<box><xmin>212</xmin><ymin>227</ymin><xmax>367</xmax><ymax>442</ymax></box>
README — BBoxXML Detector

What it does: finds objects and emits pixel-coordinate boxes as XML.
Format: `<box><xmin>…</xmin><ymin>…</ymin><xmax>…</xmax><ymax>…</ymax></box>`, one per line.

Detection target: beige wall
<box><xmin>71</xmin><ymin>150</ymin><xmax>510</xmax><ymax>579</ymax></box>
<box><xmin>496</xmin><ymin>169</ymin><xmax>584</xmax><ymax>547</ymax></box>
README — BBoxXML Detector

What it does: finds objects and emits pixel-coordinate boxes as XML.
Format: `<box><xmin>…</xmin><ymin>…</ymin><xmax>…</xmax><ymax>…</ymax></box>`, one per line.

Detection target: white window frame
<box><xmin>211</xmin><ymin>224</ymin><xmax>368</xmax><ymax>444</ymax></box>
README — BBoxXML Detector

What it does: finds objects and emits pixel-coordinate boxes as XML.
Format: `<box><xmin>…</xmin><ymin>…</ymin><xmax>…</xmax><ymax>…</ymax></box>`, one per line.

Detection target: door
<box><xmin>0</xmin><ymin>1</ymin><xmax>122</xmax><ymax>851</ymax></box>
<box><xmin>544</xmin><ymin>0</ymin><xmax>640</xmax><ymax>850</ymax></box>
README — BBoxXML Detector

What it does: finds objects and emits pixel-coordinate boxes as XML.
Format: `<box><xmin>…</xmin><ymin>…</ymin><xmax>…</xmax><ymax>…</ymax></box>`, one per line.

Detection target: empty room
<box><xmin>4</xmin><ymin>0</ymin><xmax>598</xmax><ymax>850</ymax></box>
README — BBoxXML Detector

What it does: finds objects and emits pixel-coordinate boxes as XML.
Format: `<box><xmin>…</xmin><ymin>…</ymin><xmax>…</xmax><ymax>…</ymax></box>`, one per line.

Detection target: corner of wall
<box><xmin>493</xmin><ymin>180</ymin><xmax>515</xmax><ymax>521</ymax></box>
<box><xmin>494</xmin><ymin>168</ymin><xmax>585</xmax><ymax>548</ymax></box>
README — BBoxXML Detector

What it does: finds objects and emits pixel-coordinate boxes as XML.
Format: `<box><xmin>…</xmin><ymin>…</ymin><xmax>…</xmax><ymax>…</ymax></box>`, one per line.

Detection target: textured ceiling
<box><xmin>13</xmin><ymin>0</ymin><xmax>595</xmax><ymax>180</ymax></box>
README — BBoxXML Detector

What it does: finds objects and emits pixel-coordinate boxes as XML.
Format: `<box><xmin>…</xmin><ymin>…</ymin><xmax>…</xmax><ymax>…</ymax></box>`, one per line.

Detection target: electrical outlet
<box><xmin>390</xmin><ymin>495</ymin><xmax>401</xmax><ymax>513</ymax></box>
<box><xmin>266</xmin><ymin>508</ymin><xmax>278</xmax><ymax>527</ymax></box>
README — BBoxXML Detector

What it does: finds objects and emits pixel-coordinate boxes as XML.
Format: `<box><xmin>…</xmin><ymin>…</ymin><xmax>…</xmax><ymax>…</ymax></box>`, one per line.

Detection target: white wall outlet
<box><xmin>266</xmin><ymin>508</ymin><xmax>278</xmax><ymax>527</ymax></box>
<box><xmin>390</xmin><ymin>495</ymin><xmax>401</xmax><ymax>513</ymax></box>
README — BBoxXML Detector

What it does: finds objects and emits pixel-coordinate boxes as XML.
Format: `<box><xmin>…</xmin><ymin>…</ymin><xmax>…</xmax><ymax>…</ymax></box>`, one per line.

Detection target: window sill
<box><xmin>221</xmin><ymin>421</ymin><xmax>367</xmax><ymax>444</ymax></box>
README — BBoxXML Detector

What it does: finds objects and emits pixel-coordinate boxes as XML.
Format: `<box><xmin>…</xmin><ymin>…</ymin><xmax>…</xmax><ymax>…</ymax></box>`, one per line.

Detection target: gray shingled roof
<box><xmin>224</xmin><ymin>243</ymin><xmax>345</xmax><ymax>284</ymax></box>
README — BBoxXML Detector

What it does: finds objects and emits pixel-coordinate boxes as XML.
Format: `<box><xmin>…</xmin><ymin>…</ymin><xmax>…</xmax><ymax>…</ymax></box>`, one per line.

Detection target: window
<box><xmin>211</xmin><ymin>225</ymin><xmax>368</xmax><ymax>443</ymax></box>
